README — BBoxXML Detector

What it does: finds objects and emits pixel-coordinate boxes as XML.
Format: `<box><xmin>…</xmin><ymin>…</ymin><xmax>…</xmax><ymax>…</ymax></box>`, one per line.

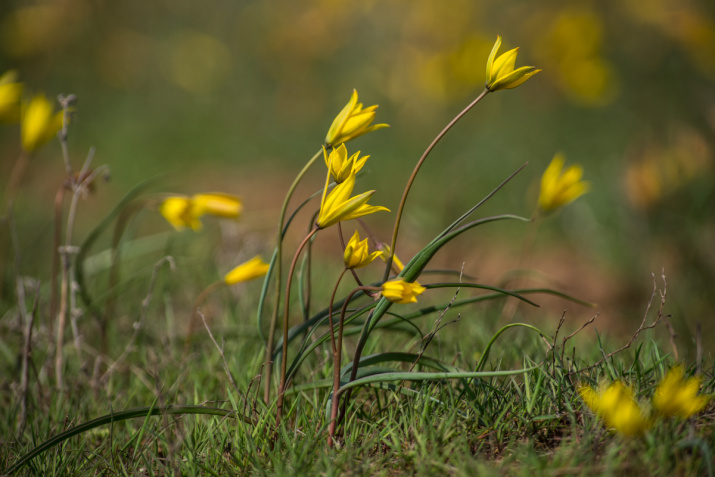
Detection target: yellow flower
<box><xmin>344</xmin><ymin>230</ymin><xmax>382</xmax><ymax>269</ymax></box>
<box><xmin>485</xmin><ymin>36</ymin><xmax>541</xmax><ymax>92</ymax></box>
<box><xmin>324</xmin><ymin>144</ymin><xmax>369</xmax><ymax>184</ymax></box>
<box><xmin>316</xmin><ymin>170</ymin><xmax>389</xmax><ymax>229</ymax></box>
<box><xmin>653</xmin><ymin>366</ymin><xmax>709</xmax><ymax>419</ymax></box>
<box><xmin>224</xmin><ymin>256</ymin><xmax>270</xmax><ymax>285</ymax></box>
<box><xmin>538</xmin><ymin>153</ymin><xmax>590</xmax><ymax>213</ymax></box>
<box><xmin>579</xmin><ymin>381</ymin><xmax>650</xmax><ymax>437</ymax></box>
<box><xmin>325</xmin><ymin>89</ymin><xmax>388</xmax><ymax>147</ymax></box>
<box><xmin>159</xmin><ymin>192</ymin><xmax>242</xmax><ymax>231</ymax></box>
<box><xmin>191</xmin><ymin>192</ymin><xmax>243</xmax><ymax>218</ymax></box>
<box><xmin>21</xmin><ymin>93</ymin><xmax>64</xmax><ymax>152</ymax></box>
<box><xmin>160</xmin><ymin>196</ymin><xmax>202</xmax><ymax>231</ymax></box>
<box><xmin>0</xmin><ymin>70</ymin><xmax>22</xmax><ymax>124</ymax></box>
<box><xmin>381</xmin><ymin>278</ymin><xmax>426</xmax><ymax>304</ymax></box>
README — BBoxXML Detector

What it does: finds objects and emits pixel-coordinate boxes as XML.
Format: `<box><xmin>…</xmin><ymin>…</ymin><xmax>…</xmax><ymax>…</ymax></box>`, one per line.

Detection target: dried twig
<box><xmin>18</xmin><ymin>280</ymin><xmax>40</xmax><ymax>439</ymax></box>
<box><xmin>197</xmin><ymin>309</ymin><xmax>241</xmax><ymax>396</ymax></box>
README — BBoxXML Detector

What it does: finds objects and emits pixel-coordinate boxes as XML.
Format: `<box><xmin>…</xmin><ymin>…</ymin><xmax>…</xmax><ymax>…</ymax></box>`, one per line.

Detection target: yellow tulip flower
<box><xmin>325</xmin><ymin>89</ymin><xmax>388</xmax><ymax>147</ymax></box>
<box><xmin>485</xmin><ymin>36</ymin><xmax>541</xmax><ymax>92</ymax></box>
<box><xmin>224</xmin><ymin>256</ymin><xmax>270</xmax><ymax>285</ymax></box>
<box><xmin>324</xmin><ymin>144</ymin><xmax>369</xmax><ymax>184</ymax></box>
<box><xmin>21</xmin><ymin>93</ymin><xmax>64</xmax><ymax>152</ymax></box>
<box><xmin>0</xmin><ymin>70</ymin><xmax>22</xmax><ymax>124</ymax></box>
<box><xmin>159</xmin><ymin>192</ymin><xmax>242</xmax><ymax>231</ymax></box>
<box><xmin>579</xmin><ymin>381</ymin><xmax>650</xmax><ymax>437</ymax></box>
<box><xmin>538</xmin><ymin>153</ymin><xmax>590</xmax><ymax>214</ymax></box>
<box><xmin>316</xmin><ymin>170</ymin><xmax>389</xmax><ymax>229</ymax></box>
<box><xmin>381</xmin><ymin>278</ymin><xmax>426</xmax><ymax>304</ymax></box>
<box><xmin>191</xmin><ymin>192</ymin><xmax>243</xmax><ymax>218</ymax></box>
<box><xmin>653</xmin><ymin>366</ymin><xmax>709</xmax><ymax>419</ymax></box>
<box><xmin>343</xmin><ymin>230</ymin><xmax>382</xmax><ymax>269</ymax></box>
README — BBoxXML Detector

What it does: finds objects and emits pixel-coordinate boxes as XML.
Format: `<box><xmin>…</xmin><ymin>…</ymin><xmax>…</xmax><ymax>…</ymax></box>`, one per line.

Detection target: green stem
<box><xmin>263</xmin><ymin>148</ymin><xmax>323</xmax><ymax>404</ymax></box>
<box><xmin>383</xmin><ymin>89</ymin><xmax>489</xmax><ymax>281</ymax></box>
<box><xmin>276</xmin><ymin>226</ymin><xmax>319</xmax><ymax>425</ymax></box>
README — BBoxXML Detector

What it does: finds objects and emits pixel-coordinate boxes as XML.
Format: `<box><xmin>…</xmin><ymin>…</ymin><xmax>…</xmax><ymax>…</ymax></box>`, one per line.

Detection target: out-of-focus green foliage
<box><xmin>1</xmin><ymin>0</ymin><xmax>714</xmax><ymax>352</ymax></box>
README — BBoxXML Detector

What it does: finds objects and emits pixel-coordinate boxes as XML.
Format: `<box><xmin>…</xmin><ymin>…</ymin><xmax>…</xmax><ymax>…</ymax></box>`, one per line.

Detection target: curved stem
<box><xmin>263</xmin><ymin>148</ymin><xmax>323</xmax><ymax>404</ymax></box>
<box><xmin>183</xmin><ymin>280</ymin><xmax>225</xmax><ymax>356</ymax></box>
<box><xmin>276</xmin><ymin>226</ymin><xmax>319</xmax><ymax>425</ymax></box>
<box><xmin>383</xmin><ymin>89</ymin><xmax>489</xmax><ymax>281</ymax></box>
<box><xmin>329</xmin><ymin>285</ymin><xmax>378</xmax><ymax>446</ymax></box>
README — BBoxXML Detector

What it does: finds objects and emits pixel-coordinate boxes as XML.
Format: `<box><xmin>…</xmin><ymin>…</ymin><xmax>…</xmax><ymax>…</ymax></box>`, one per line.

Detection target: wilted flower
<box><xmin>381</xmin><ymin>278</ymin><xmax>426</xmax><ymax>304</ymax></box>
<box><xmin>579</xmin><ymin>381</ymin><xmax>650</xmax><ymax>437</ymax></box>
<box><xmin>344</xmin><ymin>230</ymin><xmax>382</xmax><ymax>269</ymax></box>
<box><xmin>324</xmin><ymin>144</ymin><xmax>369</xmax><ymax>184</ymax></box>
<box><xmin>325</xmin><ymin>89</ymin><xmax>388</xmax><ymax>147</ymax></box>
<box><xmin>21</xmin><ymin>93</ymin><xmax>64</xmax><ymax>152</ymax></box>
<box><xmin>485</xmin><ymin>36</ymin><xmax>541</xmax><ymax>92</ymax></box>
<box><xmin>316</xmin><ymin>170</ymin><xmax>389</xmax><ymax>229</ymax></box>
<box><xmin>159</xmin><ymin>192</ymin><xmax>242</xmax><ymax>231</ymax></box>
<box><xmin>224</xmin><ymin>256</ymin><xmax>270</xmax><ymax>285</ymax></box>
<box><xmin>538</xmin><ymin>153</ymin><xmax>590</xmax><ymax>213</ymax></box>
<box><xmin>0</xmin><ymin>70</ymin><xmax>22</xmax><ymax>124</ymax></box>
<box><xmin>653</xmin><ymin>366</ymin><xmax>709</xmax><ymax>419</ymax></box>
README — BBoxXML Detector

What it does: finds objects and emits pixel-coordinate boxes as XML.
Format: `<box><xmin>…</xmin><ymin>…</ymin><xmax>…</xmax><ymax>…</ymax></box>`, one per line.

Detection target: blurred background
<box><xmin>1</xmin><ymin>0</ymin><xmax>714</xmax><ymax>357</ymax></box>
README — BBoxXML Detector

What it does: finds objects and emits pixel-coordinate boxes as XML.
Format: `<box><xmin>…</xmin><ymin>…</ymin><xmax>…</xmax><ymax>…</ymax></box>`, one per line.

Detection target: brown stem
<box><xmin>328</xmin><ymin>284</ymin><xmax>376</xmax><ymax>446</ymax></box>
<box><xmin>50</xmin><ymin>186</ymin><xmax>66</xmax><ymax>338</ymax></box>
<box><xmin>276</xmin><ymin>226</ymin><xmax>319</xmax><ymax>426</ymax></box>
<box><xmin>383</xmin><ymin>89</ymin><xmax>489</xmax><ymax>281</ymax></box>
<box><xmin>183</xmin><ymin>280</ymin><xmax>225</xmax><ymax>357</ymax></box>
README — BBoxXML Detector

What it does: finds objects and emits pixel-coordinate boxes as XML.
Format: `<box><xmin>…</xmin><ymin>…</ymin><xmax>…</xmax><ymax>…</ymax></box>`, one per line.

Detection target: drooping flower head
<box><xmin>485</xmin><ymin>36</ymin><xmax>541</xmax><ymax>92</ymax></box>
<box><xmin>160</xmin><ymin>192</ymin><xmax>242</xmax><ymax>231</ymax></box>
<box><xmin>224</xmin><ymin>256</ymin><xmax>270</xmax><ymax>285</ymax></box>
<box><xmin>324</xmin><ymin>144</ymin><xmax>369</xmax><ymax>184</ymax></box>
<box><xmin>21</xmin><ymin>93</ymin><xmax>64</xmax><ymax>152</ymax></box>
<box><xmin>325</xmin><ymin>89</ymin><xmax>388</xmax><ymax>147</ymax></box>
<box><xmin>538</xmin><ymin>153</ymin><xmax>590</xmax><ymax>214</ymax></box>
<box><xmin>381</xmin><ymin>278</ymin><xmax>426</xmax><ymax>304</ymax></box>
<box><xmin>653</xmin><ymin>366</ymin><xmax>710</xmax><ymax>419</ymax></box>
<box><xmin>579</xmin><ymin>381</ymin><xmax>650</xmax><ymax>437</ymax></box>
<box><xmin>343</xmin><ymin>230</ymin><xmax>382</xmax><ymax>269</ymax></box>
<box><xmin>316</xmin><ymin>170</ymin><xmax>389</xmax><ymax>229</ymax></box>
<box><xmin>0</xmin><ymin>70</ymin><xmax>22</xmax><ymax>124</ymax></box>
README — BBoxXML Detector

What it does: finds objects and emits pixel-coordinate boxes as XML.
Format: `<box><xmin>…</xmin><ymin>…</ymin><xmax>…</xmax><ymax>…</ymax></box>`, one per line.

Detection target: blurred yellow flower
<box><xmin>381</xmin><ymin>278</ymin><xmax>426</xmax><ymax>304</ymax></box>
<box><xmin>0</xmin><ymin>70</ymin><xmax>22</xmax><ymax>124</ymax></box>
<box><xmin>159</xmin><ymin>193</ymin><xmax>242</xmax><ymax>231</ymax></box>
<box><xmin>316</xmin><ymin>170</ymin><xmax>389</xmax><ymax>229</ymax></box>
<box><xmin>538</xmin><ymin>153</ymin><xmax>590</xmax><ymax>213</ymax></box>
<box><xmin>224</xmin><ymin>256</ymin><xmax>270</xmax><ymax>285</ymax></box>
<box><xmin>192</xmin><ymin>192</ymin><xmax>243</xmax><ymax>218</ymax></box>
<box><xmin>160</xmin><ymin>196</ymin><xmax>202</xmax><ymax>231</ymax></box>
<box><xmin>485</xmin><ymin>36</ymin><xmax>541</xmax><ymax>92</ymax></box>
<box><xmin>579</xmin><ymin>381</ymin><xmax>650</xmax><ymax>437</ymax></box>
<box><xmin>343</xmin><ymin>230</ymin><xmax>382</xmax><ymax>269</ymax></box>
<box><xmin>653</xmin><ymin>366</ymin><xmax>709</xmax><ymax>419</ymax></box>
<box><xmin>21</xmin><ymin>93</ymin><xmax>64</xmax><ymax>152</ymax></box>
<box><xmin>324</xmin><ymin>144</ymin><xmax>369</xmax><ymax>184</ymax></box>
<box><xmin>325</xmin><ymin>89</ymin><xmax>388</xmax><ymax>147</ymax></box>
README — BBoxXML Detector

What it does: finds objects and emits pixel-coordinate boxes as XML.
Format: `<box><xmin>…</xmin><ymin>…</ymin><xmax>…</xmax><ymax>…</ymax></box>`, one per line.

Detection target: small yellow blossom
<box><xmin>159</xmin><ymin>192</ymin><xmax>242</xmax><ymax>231</ymax></box>
<box><xmin>485</xmin><ymin>36</ymin><xmax>541</xmax><ymax>92</ymax></box>
<box><xmin>381</xmin><ymin>278</ymin><xmax>426</xmax><ymax>304</ymax></box>
<box><xmin>191</xmin><ymin>192</ymin><xmax>243</xmax><ymax>218</ymax></box>
<box><xmin>538</xmin><ymin>153</ymin><xmax>590</xmax><ymax>213</ymax></box>
<box><xmin>316</xmin><ymin>170</ymin><xmax>389</xmax><ymax>229</ymax></box>
<box><xmin>224</xmin><ymin>256</ymin><xmax>270</xmax><ymax>285</ymax></box>
<box><xmin>160</xmin><ymin>196</ymin><xmax>202</xmax><ymax>231</ymax></box>
<box><xmin>325</xmin><ymin>89</ymin><xmax>388</xmax><ymax>147</ymax></box>
<box><xmin>324</xmin><ymin>144</ymin><xmax>369</xmax><ymax>184</ymax></box>
<box><xmin>579</xmin><ymin>381</ymin><xmax>650</xmax><ymax>437</ymax></box>
<box><xmin>21</xmin><ymin>93</ymin><xmax>64</xmax><ymax>152</ymax></box>
<box><xmin>653</xmin><ymin>366</ymin><xmax>710</xmax><ymax>419</ymax></box>
<box><xmin>344</xmin><ymin>230</ymin><xmax>382</xmax><ymax>269</ymax></box>
<box><xmin>0</xmin><ymin>70</ymin><xmax>22</xmax><ymax>123</ymax></box>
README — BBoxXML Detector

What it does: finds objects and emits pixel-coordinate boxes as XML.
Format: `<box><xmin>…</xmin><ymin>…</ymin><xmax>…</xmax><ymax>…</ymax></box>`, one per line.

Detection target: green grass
<box><xmin>2</xmin><ymin>259</ymin><xmax>713</xmax><ymax>476</ymax></box>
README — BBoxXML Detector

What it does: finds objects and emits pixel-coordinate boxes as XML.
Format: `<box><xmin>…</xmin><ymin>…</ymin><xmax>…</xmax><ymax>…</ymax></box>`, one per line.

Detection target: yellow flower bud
<box><xmin>224</xmin><ymin>256</ymin><xmax>270</xmax><ymax>285</ymax></box>
<box><xmin>381</xmin><ymin>278</ymin><xmax>426</xmax><ymax>304</ymax></box>
<box><xmin>538</xmin><ymin>153</ymin><xmax>590</xmax><ymax>214</ymax></box>
<box><xmin>485</xmin><ymin>36</ymin><xmax>541</xmax><ymax>92</ymax></box>
<box><xmin>316</xmin><ymin>170</ymin><xmax>389</xmax><ymax>229</ymax></box>
<box><xmin>324</xmin><ymin>144</ymin><xmax>369</xmax><ymax>184</ymax></box>
<box><xmin>325</xmin><ymin>89</ymin><xmax>388</xmax><ymax>147</ymax></box>
<box><xmin>653</xmin><ymin>366</ymin><xmax>709</xmax><ymax>419</ymax></box>
<box><xmin>21</xmin><ymin>93</ymin><xmax>64</xmax><ymax>152</ymax></box>
<box><xmin>343</xmin><ymin>230</ymin><xmax>382</xmax><ymax>269</ymax></box>
<box><xmin>0</xmin><ymin>70</ymin><xmax>22</xmax><ymax>124</ymax></box>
